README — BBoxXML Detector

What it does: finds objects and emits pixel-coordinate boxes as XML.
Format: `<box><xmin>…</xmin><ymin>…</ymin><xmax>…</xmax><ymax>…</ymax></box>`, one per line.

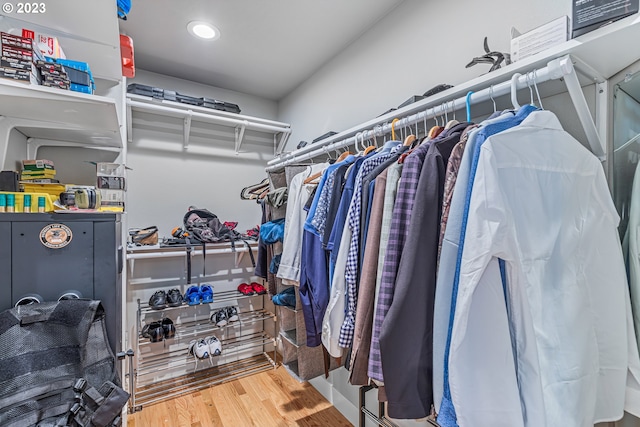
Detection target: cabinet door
<box><xmin>0</xmin><ymin>222</ymin><xmax>11</xmax><ymax>312</ymax></box>
<box><xmin>11</xmin><ymin>221</ymin><xmax>94</xmax><ymax>305</ymax></box>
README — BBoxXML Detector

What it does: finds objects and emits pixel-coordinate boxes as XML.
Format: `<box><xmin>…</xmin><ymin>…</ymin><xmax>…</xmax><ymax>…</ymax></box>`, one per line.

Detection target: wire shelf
<box><xmin>134</xmin><ymin>352</ymin><xmax>277</xmax><ymax>408</ymax></box>
<box><xmin>139</xmin><ymin>289</ymin><xmax>264</xmax><ymax>315</ymax></box>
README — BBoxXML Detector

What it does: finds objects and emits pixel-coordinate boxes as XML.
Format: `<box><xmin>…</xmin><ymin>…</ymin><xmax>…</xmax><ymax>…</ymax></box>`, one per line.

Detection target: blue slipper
<box><xmin>185</xmin><ymin>285</ymin><xmax>201</xmax><ymax>305</ymax></box>
<box><xmin>200</xmin><ymin>284</ymin><xmax>214</xmax><ymax>304</ymax></box>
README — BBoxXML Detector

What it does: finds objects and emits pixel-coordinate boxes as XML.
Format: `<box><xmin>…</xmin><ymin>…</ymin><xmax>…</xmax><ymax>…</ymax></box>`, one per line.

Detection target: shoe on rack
<box><xmin>188</xmin><ymin>339</ymin><xmax>209</xmax><ymax>359</ymax></box>
<box><xmin>226</xmin><ymin>306</ymin><xmax>239</xmax><ymax>322</ymax></box>
<box><xmin>237</xmin><ymin>283</ymin><xmax>254</xmax><ymax>296</ymax></box>
<box><xmin>149</xmin><ymin>290</ymin><xmax>167</xmax><ymax>310</ymax></box>
<box><xmin>162</xmin><ymin>318</ymin><xmax>176</xmax><ymax>339</ymax></box>
<box><xmin>205</xmin><ymin>335</ymin><xmax>222</xmax><ymax>356</ymax></box>
<box><xmin>166</xmin><ymin>289</ymin><xmax>183</xmax><ymax>307</ymax></box>
<box><xmin>184</xmin><ymin>285</ymin><xmax>201</xmax><ymax>305</ymax></box>
<box><xmin>211</xmin><ymin>309</ymin><xmax>228</xmax><ymax>327</ymax></box>
<box><xmin>200</xmin><ymin>284</ymin><xmax>214</xmax><ymax>304</ymax></box>
<box><xmin>250</xmin><ymin>282</ymin><xmax>267</xmax><ymax>295</ymax></box>
<box><xmin>142</xmin><ymin>321</ymin><xmax>164</xmax><ymax>343</ymax></box>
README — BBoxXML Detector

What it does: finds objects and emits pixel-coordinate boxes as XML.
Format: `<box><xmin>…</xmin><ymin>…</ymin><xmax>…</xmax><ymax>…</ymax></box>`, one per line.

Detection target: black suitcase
<box><xmin>202</xmin><ymin>97</ymin><xmax>241</xmax><ymax>114</ymax></box>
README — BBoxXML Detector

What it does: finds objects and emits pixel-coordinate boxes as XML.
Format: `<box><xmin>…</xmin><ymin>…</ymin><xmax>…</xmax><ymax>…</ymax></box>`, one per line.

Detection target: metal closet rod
<box><xmin>266</xmin><ymin>55</ymin><xmax>602</xmax><ymax>172</ymax></box>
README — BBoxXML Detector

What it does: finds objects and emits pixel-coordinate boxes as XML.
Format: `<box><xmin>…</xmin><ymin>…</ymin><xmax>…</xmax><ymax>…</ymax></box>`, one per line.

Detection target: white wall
<box><xmin>126</xmin><ymin>70</ymin><xmax>280</xmax><ymax>237</ymax></box>
<box><xmin>278</xmin><ymin>0</ymin><xmax>569</xmax><ymax>149</ymax></box>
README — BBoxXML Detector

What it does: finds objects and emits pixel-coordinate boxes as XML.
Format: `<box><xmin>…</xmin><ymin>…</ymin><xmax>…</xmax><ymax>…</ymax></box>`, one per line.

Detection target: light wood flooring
<box><xmin>128</xmin><ymin>366</ymin><xmax>353</xmax><ymax>427</ymax></box>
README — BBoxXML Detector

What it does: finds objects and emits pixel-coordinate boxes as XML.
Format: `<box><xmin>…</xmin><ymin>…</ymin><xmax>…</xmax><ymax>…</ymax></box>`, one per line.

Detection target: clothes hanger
<box><xmin>336</xmin><ymin>150</ymin><xmax>351</xmax><ymax>162</ymax></box>
<box><xmin>466</xmin><ymin>91</ymin><xmax>474</xmax><ymax>122</ymax></box>
<box><xmin>304</xmin><ymin>170</ymin><xmax>323</xmax><ymax>184</ymax></box>
<box><xmin>445</xmin><ymin>100</ymin><xmax>459</xmax><ymax>130</ymax></box>
<box><xmin>391</xmin><ymin>118</ymin><xmax>400</xmax><ymax>141</ymax></box>
<box><xmin>427</xmin><ymin>105</ymin><xmax>444</xmax><ymax>139</ymax></box>
<box><xmin>403</xmin><ymin>134</ymin><xmax>417</xmax><ymax>146</ymax></box>
<box><xmin>489</xmin><ymin>85</ymin><xmax>497</xmax><ymax>114</ymax></box>
<box><xmin>510</xmin><ymin>72</ymin><xmax>523</xmax><ymax>109</ymax></box>
<box><xmin>363</xmin><ymin>132</ymin><xmax>377</xmax><ymax>155</ymax></box>
<box><xmin>531</xmin><ymin>69</ymin><xmax>544</xmax><ymax>109</ymax></box>
<box><xmin>240</xmin><ymin>178</ymin><xmax>270</xmax><ymax>200</ymax></box>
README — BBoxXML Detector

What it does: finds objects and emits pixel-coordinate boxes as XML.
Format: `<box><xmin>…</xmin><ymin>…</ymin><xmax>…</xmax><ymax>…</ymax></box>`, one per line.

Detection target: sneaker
<box><xmin>166</xmin><ymin>289</ymin><xmax>183</xmax><ymax>307</ymax></box>
<box><xmin>188</xmin><ymin>339</ymin><xmax>209</xmax><ymax>359</ymax></box>
<box><xmin>211</xmin><ymin>309</ymin><xmax>228</xmax><ymax>327</ymax></box>
<box><xmin>149</xmin><ymin>290</ymin><xmax>167</xmax><ymax>310</ymax></box>
<box><xmin>205</xmin><ymin>335</ymin><xmax>222</xmax><ymax>356</ymax></box>
<box><xmin>226</xmin><ymin>306</ymin><xmax>239</xmax><ymax>322</ymax></box>
<box><xmin>251</xmin><ymin>282</ymin><xmax>267</xmax><ymax>295</ymax></box>
<box><xmin>142</xmin><ymin>321</ymin><xmax>164</xmax><ymax>342</ymax></box>
<box><xmin>200</xmin><ymin>284</ymin><xmax>214</xmax><ymax>304</ymax></box>
<box><xmin>184</xmin><ymin>285</ymin><xmax>201</xmax><ymax>305</ymax></box>
<box><xmin>162</xmin><ymin>318</ymin><xmax>176</xmax><ymax>339</ymax></box>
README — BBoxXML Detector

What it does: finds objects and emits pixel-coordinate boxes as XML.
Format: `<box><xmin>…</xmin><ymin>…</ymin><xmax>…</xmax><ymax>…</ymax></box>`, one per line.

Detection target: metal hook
<box><xmin>532</xmin><ymin>69</ymin><xmax>544</xmax><ymax>110</ymax></box>
<box><xmin>423</xmin><ymin>110</ymin><xmax>428</xmax><ymax>135</ymax></box>
<box><xmin>511</xmin><ymin>72</ymin><xmax>523</xmax><ymax>109</ymax></box>
<box><xmin>443</xmin><ymin>102</ymin><xmax>448</xmax><ymax>124</ymax></box>
<box><xmin>489</xmin><ymin>85</ymin><xmax>497</xmax><ymax>113</ymax></box>
<box><xmin>450</xmin><ymin>100</ymin><xmax>456</xmax><ymax>121</ymax></box>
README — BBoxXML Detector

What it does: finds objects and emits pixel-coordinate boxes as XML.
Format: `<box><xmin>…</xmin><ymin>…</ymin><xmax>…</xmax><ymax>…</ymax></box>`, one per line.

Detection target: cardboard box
<box><xmin>97</xmin><ymin>176</ymin><xmax>126</xmax><ymax>191</ymax></box>
<box><xmin>22</xmin><ymin>29</ymin><xmax>65</xmax><ymax>59</ymax></box>
<box><xmin>573</xmin><ymin>0</ymin><xmax>639</xmax><ymax>38</ymax></box>
<box><xmin>510</xmin><ymin>16</ymin><xmax>570</xmax><ymax>62</ymax></box>
<box><xmin>1</xmin><ymin>32</ymin><xmax>32</xmax><ymax>50</ymax></box>
<box><xmin>22</xmin><ymin>159</ymin><xmax>55</xmax><ymax>171</ymax></box>
<box><xmin>1</xmin><ymin>45</ymin><xmax>32</xmax><ymax>61</ymax></box>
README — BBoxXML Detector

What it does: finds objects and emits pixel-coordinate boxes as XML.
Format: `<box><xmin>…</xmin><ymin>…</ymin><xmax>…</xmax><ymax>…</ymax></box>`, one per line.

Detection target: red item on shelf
<box><xmin>251</xmin><ymin>282</ymin><xmax>267</xmax><ymax>295</ymax></box>
<box><xmin>120</xmin><ymin>34</ymin><xmax>134</xmax><ymax>78</ymax></box>
<box><xmin>237</xmin><ymin>283</ymin><xmax>254</xmax><ymax>296</ymax></box>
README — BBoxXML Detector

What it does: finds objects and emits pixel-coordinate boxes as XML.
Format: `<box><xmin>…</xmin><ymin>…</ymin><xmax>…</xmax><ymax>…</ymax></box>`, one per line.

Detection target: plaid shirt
<box><xmin>367</xmin><ymin>142</ymin><xmax>431</xmax><ymax>381</ymax></box>
<box><xmin>338</xmin><ymin>149</ymin><xmax>397</xmax><ymax>348</ymax></box>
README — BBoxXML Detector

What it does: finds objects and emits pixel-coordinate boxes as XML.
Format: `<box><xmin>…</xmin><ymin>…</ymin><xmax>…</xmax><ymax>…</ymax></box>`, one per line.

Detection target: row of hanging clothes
<box><xmin>257</xmin><ymin>83</ymin><xmax>640</xmax><ymax>426</ymax></box>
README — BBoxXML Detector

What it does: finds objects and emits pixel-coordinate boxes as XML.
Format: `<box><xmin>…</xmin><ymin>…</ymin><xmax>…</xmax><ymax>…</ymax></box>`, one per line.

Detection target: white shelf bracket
<box><xmin>0</xmin><ymin>116</ymin><xmax>15</xmax><ymax>169</ymax></box>
<box><xmin>126</xmin><ymin>103</ymin><xmax>133</xmax><ymax>144</ymax></box>
<box><xmin>183</xmin><ymin>112</ymin><xmax>192</xmax><ymax>150</ymax></box>
<box><xmin>548</xmin><ymin>56</ymin><xmax>606</xmax><ymax>161</ymax></box>
<box><xmin>235</xmin><ymin>121</ymin><xmax>248</xmax><ymax>155</ymax></box>
<box><xmin>276</xmin><ymin>131</ymin><xmax>290</xmax><ymax>155</ymax></box>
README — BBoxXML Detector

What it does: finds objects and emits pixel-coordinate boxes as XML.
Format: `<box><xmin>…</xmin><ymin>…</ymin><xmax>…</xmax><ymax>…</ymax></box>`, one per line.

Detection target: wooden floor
<box><xmin>128</xmin><ymin>366</ymin><xmax>353</xmax><ymax>427</ymax></box>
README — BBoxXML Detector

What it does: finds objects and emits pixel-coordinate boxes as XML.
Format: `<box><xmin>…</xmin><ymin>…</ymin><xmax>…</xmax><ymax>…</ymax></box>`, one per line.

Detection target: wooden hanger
<box><xmin>335</xmin><ymin>151</ymin><xmax>351</xmax><ymax>163</ymax></box>
<box><xmin>445</xmin><ymin>119</ymin><xmax>459</xmax><ymax>130</ymax></box>
<box><xmin>363</xmin><ymin>145</ymin><xmax>377</xmax><ymax>155</ymax></box>
<box><xmin>304</xmin><ymin>171</ymin><xmax>323</xmax><ymax>184</ymax></box>
<box><xmin>403</xmin><ymin>134</ymin><xmax>416</xmax><ymax>147</ymax></box>
<box><xmin>428</xmin><ymin>126</ymin><xmax>443</xmax><ymax>139</ymax></box>
<box><xmin>391</xmin><ymin>118</ymin><xmax>400</xmax><ymax>141</ymax></box>
<box><xmin>241</xmin><ymin>178</ymin><xmax>270</xmax><ymax>200</ymax></box>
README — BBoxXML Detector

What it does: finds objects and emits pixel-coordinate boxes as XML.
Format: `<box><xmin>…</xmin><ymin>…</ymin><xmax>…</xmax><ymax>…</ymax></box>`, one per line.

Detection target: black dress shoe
<box><xmin>162</xmin><ymin>318</ymin><xmax>176</xmax><ymax>339</ymax></box>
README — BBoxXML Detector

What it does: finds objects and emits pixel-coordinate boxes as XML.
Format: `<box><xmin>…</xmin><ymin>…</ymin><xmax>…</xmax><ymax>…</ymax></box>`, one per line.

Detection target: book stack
<box><xmin>20</xmin><ymin>159</ymin><xmax>65</xmax><ymax>198</ymax></box>
<box><xmin>35</xmin><ymin>60</ymin><xmax>70</xmax><ymax>90</ymax></box>
<box><xmin>0</xmin><ymin>32</ymin><xmax>41</xmax><ymax>84</ymax></box>
<box><xmin>21</xmin><ymin>159</ymin><xmax>57</xmax><ymax>182</ymax></box>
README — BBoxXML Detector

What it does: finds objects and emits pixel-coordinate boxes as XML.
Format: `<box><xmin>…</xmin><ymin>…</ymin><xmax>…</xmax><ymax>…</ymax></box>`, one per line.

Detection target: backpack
<box><xmin>183</xmin><ymin>208</ymin><xmax>240</xmax><ymax>244</ymax></box>
<box><xmin>0</xmin><ymin>300</ymin><xmax>128</xmax><ymax>427</ymax></box>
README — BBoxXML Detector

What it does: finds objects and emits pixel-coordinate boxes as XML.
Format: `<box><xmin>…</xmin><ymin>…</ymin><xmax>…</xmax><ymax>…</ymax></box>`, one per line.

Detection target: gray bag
<box><xmin>0</xmin><ymin>300</ymin><xmax>128</xmax><ymax>427</ymax></box>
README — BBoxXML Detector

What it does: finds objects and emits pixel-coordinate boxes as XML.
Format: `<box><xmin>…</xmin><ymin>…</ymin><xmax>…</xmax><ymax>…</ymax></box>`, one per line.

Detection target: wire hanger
<box><xmin>445</xmin><ymin>100</ymin><xmax>459</xmax><ymax>129</ymax></box>
<box><xmin>532</xmin><ymin>69</ymin><xmax>544</xmax><ymax>109</ymax></box>
<box><xmin>363</xmin><ymin>131</ymin><xmax>377</xmax><ymax>155</ymax></box>
<box><xmin>489</xmin><ymin>85</ymin><xmax>497</xmax><ymax>113</ymax></box>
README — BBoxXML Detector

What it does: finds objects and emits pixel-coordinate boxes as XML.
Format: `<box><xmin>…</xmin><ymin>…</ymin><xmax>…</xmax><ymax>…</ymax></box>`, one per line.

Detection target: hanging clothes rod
<box><xmin>266</xmin><ymin>55</ymin><xmax>605</xmax><ymax>173</ymax></box>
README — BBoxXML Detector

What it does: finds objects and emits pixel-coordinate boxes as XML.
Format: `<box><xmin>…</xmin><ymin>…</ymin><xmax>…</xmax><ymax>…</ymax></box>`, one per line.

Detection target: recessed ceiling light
<box><xmin>187</xmin><ymin>21</ymin><xmax>220</xmax><ymax>40</ymax></box>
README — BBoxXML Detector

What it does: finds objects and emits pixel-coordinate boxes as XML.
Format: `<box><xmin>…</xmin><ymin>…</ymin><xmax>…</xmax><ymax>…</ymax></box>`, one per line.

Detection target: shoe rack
<box><xmin>126</xmin><ymin>242</ymin><xmax>276</xmax><ymax>413</ymax></box>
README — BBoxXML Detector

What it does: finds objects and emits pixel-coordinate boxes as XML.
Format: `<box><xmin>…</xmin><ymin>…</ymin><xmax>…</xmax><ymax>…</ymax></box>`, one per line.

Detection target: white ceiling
<box><xmin>119</xmin><ymin>0</ymin><xmax>405</xmax><ymax>101</ymax></box>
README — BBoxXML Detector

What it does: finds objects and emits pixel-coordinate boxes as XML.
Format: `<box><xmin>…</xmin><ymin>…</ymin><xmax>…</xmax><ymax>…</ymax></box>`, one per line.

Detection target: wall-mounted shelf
<box><xmin>0</xmin><ymin>78</ymin><xmax>123</xmax><ymax>167</ymax></box>
<box><xmin>126</xmin><ymin>93</ymin><xmax>292</xmax><ymax>155</ymax></box>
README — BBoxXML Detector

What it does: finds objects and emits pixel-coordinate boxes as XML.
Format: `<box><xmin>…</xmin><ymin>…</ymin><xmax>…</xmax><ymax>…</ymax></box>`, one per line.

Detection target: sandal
<box><xmin>251</xmin><ymin>282</ymin><xmax>267</xmax><ymax>295</ymax></box>
<box><xmin>237</xmin><ymin>283</ymin><xmax>254</xmax><ymax>296</ymax></box>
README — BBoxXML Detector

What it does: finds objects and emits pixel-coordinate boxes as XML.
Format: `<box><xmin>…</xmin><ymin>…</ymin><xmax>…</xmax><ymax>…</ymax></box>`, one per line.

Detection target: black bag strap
<box><xmin>241</xmin><ymin>239</ymin><xmax>256</xmax><ymax>268</ymax></box>
<box><xmin>185</xmin><ymin>237</ymin><xmax>192</xmax><ymax>285</ymax></box>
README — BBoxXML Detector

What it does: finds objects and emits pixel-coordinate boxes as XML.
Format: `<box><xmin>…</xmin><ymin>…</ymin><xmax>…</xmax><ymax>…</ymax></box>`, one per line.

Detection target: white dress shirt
<box><xmin>277</xmin><ymin>163</ymin><xmax>327</xmax><ymax>285</ymax></box>
<box><xmin>322</xmin><ymin>224</ymin><xmax>352</xmax><ymax>358</ymax></box>
<box><xmin>450</xmin><ymin>111</ymin><xmax>640</xmax><ymax>426</ymax></box>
